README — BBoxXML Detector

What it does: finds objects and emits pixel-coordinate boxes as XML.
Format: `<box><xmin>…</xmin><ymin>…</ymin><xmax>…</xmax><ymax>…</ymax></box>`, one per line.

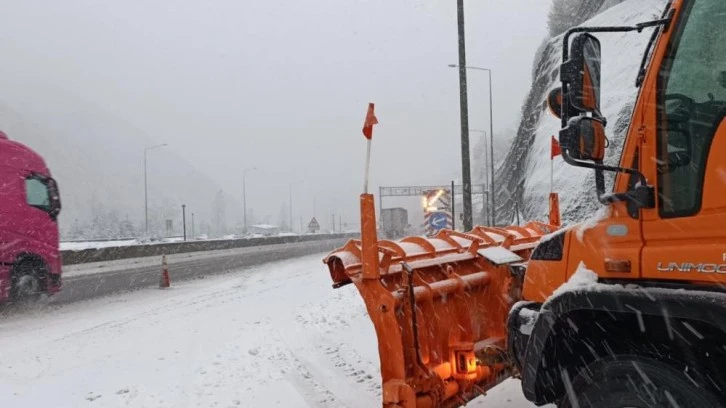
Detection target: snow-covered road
<box><xmin>0</xmin><ymin>253</ymin><xmax>537</xmax><ymax>407</ymax></box>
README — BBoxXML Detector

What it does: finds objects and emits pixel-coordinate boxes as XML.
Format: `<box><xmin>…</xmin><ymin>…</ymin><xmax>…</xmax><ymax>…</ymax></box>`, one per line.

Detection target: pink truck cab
<box><xmin>0</xmin><ymin>131</ymin><xmax>61</xmax><ymax>301</ymax></box>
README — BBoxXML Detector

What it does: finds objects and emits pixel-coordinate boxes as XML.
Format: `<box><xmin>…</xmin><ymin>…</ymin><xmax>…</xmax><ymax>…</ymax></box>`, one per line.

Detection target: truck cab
<box><xmin>510</xmin><ymin>0</ymin><xmax>726</xmax><ymax>406</ymax></box>
<box><xmin>0</xmin><ymin>131</ymin><xmax>62</xmax><ymax>301</ymax></box>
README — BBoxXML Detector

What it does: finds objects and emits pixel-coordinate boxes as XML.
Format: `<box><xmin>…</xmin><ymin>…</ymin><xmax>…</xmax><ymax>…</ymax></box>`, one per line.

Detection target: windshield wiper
<box><xmin>636</xmin><ymin>6</ymin><xmax>675</xmax><ymax>87</ymax></box>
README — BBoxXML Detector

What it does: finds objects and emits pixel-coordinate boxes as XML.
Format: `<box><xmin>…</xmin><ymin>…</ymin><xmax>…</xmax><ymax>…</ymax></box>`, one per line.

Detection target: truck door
<box><xmin>642</xmin><ymin>0</ymin><xmax>726</xmax><ymax>281</ymax></box>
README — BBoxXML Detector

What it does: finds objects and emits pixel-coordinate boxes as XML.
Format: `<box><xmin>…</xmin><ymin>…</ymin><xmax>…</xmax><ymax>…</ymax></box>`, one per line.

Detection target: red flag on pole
<box><xmin>550</xmin><ymin>135</ymin><xmax>561</xmax><ymax>159</ymax></box>
<box><xmin>362</xmin><ymin>103</ymin><xmax>378</xmax><ymax>140</ymax></box>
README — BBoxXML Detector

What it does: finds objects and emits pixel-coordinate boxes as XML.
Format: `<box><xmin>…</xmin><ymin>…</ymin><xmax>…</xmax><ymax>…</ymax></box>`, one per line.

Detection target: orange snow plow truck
<box><xmin>324</xmin><ymin>0</ymin><xmax>726</xmax><ymax>406</ymax></box>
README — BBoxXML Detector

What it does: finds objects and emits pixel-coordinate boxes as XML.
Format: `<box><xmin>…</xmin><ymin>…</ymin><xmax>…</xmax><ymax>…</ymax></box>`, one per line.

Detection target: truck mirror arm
<box><xmin>561</xmin><ymin>149</ymin><xmax>654</xmax><ymax>209</ymax></box>
<box><xmin>561</xmin><ymin>16</ymin><xmax>674</xmax><ymax>64</ymax></box>
<box><xmin>599</xmin><ymin>185</ymin><xmax>655</xmax><ymax>208</ymax></box>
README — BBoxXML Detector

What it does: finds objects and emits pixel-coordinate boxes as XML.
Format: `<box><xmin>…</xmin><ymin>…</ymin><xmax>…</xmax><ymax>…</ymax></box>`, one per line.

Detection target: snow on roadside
<box><xmin>0</xmin><ymin>253</ymin><xmax>542</xmax><ymax>407</ymax></box>
<box><xmin>60</xmin><ymin>237</ymin><xmax>186</xmax><ymax>251</ymax></box>
<box><xmin>0</xmin><ymin>253</ymin><xmax>376</xmax><ymax>408</ymax></box>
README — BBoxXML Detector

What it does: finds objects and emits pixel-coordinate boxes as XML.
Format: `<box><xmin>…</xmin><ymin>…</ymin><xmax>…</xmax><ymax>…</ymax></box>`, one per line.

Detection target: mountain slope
<box><xmin>0</xmin><ymin>97</ymin><xmax>236</xmax><ymax>239</ymax></box>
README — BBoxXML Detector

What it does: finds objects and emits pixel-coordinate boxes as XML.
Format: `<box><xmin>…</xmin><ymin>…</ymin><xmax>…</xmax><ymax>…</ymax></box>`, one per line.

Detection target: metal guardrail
<box><xmin>61</xmin><ymin>237</ymin><xmax>139</xmax><ymax>243</ymax></box>
<box><xmin>60</xmin><ymin>233</ymin><xmax>359</xmax><ymax>265</ymax></box>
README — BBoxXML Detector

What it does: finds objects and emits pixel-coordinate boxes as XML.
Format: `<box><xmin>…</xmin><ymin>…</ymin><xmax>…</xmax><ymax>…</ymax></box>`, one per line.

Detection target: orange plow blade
<box><xmin>324</xmin><ymin>194</ymin><xmax>557</xmax><ymax>407</ymax></box>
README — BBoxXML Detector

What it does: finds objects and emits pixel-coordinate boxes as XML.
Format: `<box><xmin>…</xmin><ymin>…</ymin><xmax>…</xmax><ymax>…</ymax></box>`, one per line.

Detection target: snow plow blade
<box><xmin>324</xmin><ymin>194</ymin><xmax>557</xmax><ymax>407</ymax></box>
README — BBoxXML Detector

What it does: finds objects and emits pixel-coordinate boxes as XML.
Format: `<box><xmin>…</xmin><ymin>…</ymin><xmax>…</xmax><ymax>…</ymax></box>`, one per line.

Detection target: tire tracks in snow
<box><xmin>267</xmin><ymin>292</ymin><xmax>381</xmax><ymax>408</ymax></box>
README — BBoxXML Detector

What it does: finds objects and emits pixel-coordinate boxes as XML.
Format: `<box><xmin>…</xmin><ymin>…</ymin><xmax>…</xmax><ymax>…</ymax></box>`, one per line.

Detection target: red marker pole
<box><xmin>364</xmin><ymin>140</ymin><xmax>372</xmax><ymax>194</ymax></box>
<box><xmin>549</xmin><ymin>136</ymin><xmax>562</xmax><ymax>227</ymax></box>
<box><xmin>360</xmin><ymin>103</ymin><xmax>380</xmax><ymax>279</ymax></box>
<box><xmin>550</xmin><ymin>153</ymin><xmax>554</xmax><ymax>193</ymax></box>
<box><xmin>550</xmin><ymin>135</ymin><xmax>561</xmax><ymax>193</ymax></box>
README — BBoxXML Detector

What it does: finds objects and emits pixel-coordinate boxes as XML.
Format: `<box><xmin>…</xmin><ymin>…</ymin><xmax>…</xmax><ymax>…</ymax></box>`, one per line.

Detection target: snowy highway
<box><xmin>0</xmin><ymin>252</ymin><xmax>538</xmax><ymax>408</ymax></box>
<box><xmin>53</xmin><ymin>238</ymin><xmax>350</xmax><ymax>304</ymax></box>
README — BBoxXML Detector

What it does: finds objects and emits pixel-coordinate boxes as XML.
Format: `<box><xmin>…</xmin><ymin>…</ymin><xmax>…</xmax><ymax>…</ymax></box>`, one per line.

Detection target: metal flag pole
<box><xmin>364</xmin><ymin>139</ymin><xmax>372</xmax><ymax>194</ymax></box>
<box><xmin>551</xmin><ymin>153</ymin><xmax>554</xmax><ymax>193</ymax></box>
<box><xmin>362</xmin><ymin>103</ymin><xmax>378</xmax><ymax>194</ymax></box>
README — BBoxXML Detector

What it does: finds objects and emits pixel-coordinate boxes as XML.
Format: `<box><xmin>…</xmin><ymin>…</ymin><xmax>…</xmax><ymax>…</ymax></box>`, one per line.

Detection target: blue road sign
<box><xmin>428</xmin><ymin>212</ymin><xmax>448</xmax><ymax>230</ymax></box>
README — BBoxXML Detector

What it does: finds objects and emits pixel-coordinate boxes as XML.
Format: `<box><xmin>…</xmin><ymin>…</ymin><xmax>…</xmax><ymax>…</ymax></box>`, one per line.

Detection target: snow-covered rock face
<box><xmin>496</xmin><ymin>0</ymin><xmax>667</xmax><ymax>225</ymax></box>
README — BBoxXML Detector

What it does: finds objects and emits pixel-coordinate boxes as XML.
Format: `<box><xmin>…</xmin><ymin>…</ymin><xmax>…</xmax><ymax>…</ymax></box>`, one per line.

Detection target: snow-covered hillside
<box><xmin>496</xmin><ymin>0</ymin><xmax>667</xmax><ymax>225</ymax></box>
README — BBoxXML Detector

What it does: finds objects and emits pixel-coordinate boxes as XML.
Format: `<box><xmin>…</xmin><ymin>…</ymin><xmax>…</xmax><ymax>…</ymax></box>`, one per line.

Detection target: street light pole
<box><xmin>289</xmin><ymin>186</ymin><xmax>293</xmax><ymax>232</ymax></box>
<box><xmin>449</xmin><ymin>64</ymin><xmax>496</xmax><ymax>225</ymax></box>
<box><xmin>143</xmin><ymin>143</ymin><xmax>167</xmax><ymax>235</ymax></box>
<box><xmin>182</xmin><ymin>204</ymin><xmax>187</xmax><ymax>241</ymax></box>
<box><xmin>455</xmin><ymin>0</ymin><xmax>473</xmax><ymax>232</ymax></box>
<box><xmin>191</xmin><ymin>212</ymin><xmax>195</xmax><ymax>239</ymax></box>
<box><xmin>243</xmin><ymin>167</ymin><xmax>257</xmax><ymax>234</ymax></box>
<box><xmin>486</xmin><ymin>70</ymin><xmax>496</xmax><ymax>225</ymax></box>
<box><xmin>470</xmin><ymin>129</ymin><xmax>490</xmax><ymax>226</ymax></box>
<box><xmin>288</xmin><ymin>181</ymin><xmax>303</xmax><ymax>232</ymax></box>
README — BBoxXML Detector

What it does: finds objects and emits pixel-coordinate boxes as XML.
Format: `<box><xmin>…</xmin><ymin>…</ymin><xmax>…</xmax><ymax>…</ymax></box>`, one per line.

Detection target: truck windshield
<box><xmin>657</xmin><ymin>0</ymin><xmax>726</xmax><ymax>217</ymax></box>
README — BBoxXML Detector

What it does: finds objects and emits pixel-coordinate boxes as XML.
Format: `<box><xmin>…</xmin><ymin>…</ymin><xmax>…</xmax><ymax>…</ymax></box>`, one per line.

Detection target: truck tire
<box><xmin>558</xmin><ymin>355</ymin><xmax>721</xmax><ymax>408</ymax></box>
<box><xmin>10</xmin><ymin>260</ymin><xmax>46</xmax><ymax>302</ymax></box>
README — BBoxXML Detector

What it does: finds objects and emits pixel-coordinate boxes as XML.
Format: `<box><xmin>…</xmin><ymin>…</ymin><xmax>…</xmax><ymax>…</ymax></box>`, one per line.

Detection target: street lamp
<box><xmin>243</xmin><ymin>167</ymin><xmax>257</xmax><ymax>234</ymax></box>
<box><xmin>471</xmin><ymin>129</ymin><xmax>490</xmax><ymax>226</ymax></box>
<box><xmin>289</xmin><ymin>180</ymin><xmax>304</xmax><ymax>233</ymax></box>
<box><xmin>182</xmin><ymin>204</ymin><xmax>187</xmax><ymax>241</ymax></box>
<box><xmin>144</xmin><ymin>143</ymin><xmax>167</xmax><ymax>234</ymax></box>
<box><xmin>449</xmin><ymin>64</ymin><xmax>496</xmax><ymax>225</ymax></box>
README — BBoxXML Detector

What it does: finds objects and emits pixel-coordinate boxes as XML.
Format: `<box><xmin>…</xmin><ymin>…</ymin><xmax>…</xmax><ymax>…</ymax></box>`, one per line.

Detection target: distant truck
<box><xmin>380</xmin><ymin>208</ymin><xmax>408</xmax><ymax>239</ymax></box>
<box><xmin>0</xmin><ymin>131</ymin><xmax>61</xmax><ymax>301</ymax></box>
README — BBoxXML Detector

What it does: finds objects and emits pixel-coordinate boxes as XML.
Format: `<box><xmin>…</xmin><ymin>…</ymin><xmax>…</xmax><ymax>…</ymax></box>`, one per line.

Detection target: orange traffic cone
<box><xmin>159</xmin><ymin>255</ymin><xmax>171</xmax><ymax>289</ymax></box>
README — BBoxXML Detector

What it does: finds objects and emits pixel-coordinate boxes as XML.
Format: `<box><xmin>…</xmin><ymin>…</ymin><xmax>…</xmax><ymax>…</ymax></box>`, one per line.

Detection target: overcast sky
<box><xmin>0</xmin><ymin>0</ymin><xmax>549</xmax><ymax>229</ymax></box>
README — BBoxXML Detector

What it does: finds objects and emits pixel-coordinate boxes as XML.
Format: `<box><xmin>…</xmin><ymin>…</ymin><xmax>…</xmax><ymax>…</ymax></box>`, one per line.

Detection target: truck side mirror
<box><xmin>546</xmin><ymin>87</ymin><xmax>563</xmax><ymax>119</ymax></box>
<box><xmin>559</xmin><ymin>117</ymin><xmax>606</xmax><ymax>161</ymax></box>
<box><xmin>47</xmin><ymin>178</ymin><xmax>61</xmax><ymax>220</ymax></box>
<box><xmin>562</xmin><ymin>33</ymin><xmax>601</xmax><ymax>113</ymax></box>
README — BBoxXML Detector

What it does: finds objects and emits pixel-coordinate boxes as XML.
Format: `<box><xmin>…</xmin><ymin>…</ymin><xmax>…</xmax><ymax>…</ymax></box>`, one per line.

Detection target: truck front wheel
<box><xmin>10</xmin><ymin>260</ymin><xmax>46</xmax><ymax>302</ymax></box>
<box><xmin>558</xmin><ymin>355</ymin><xmax>721</xmax><ymax>408</ymax></box>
